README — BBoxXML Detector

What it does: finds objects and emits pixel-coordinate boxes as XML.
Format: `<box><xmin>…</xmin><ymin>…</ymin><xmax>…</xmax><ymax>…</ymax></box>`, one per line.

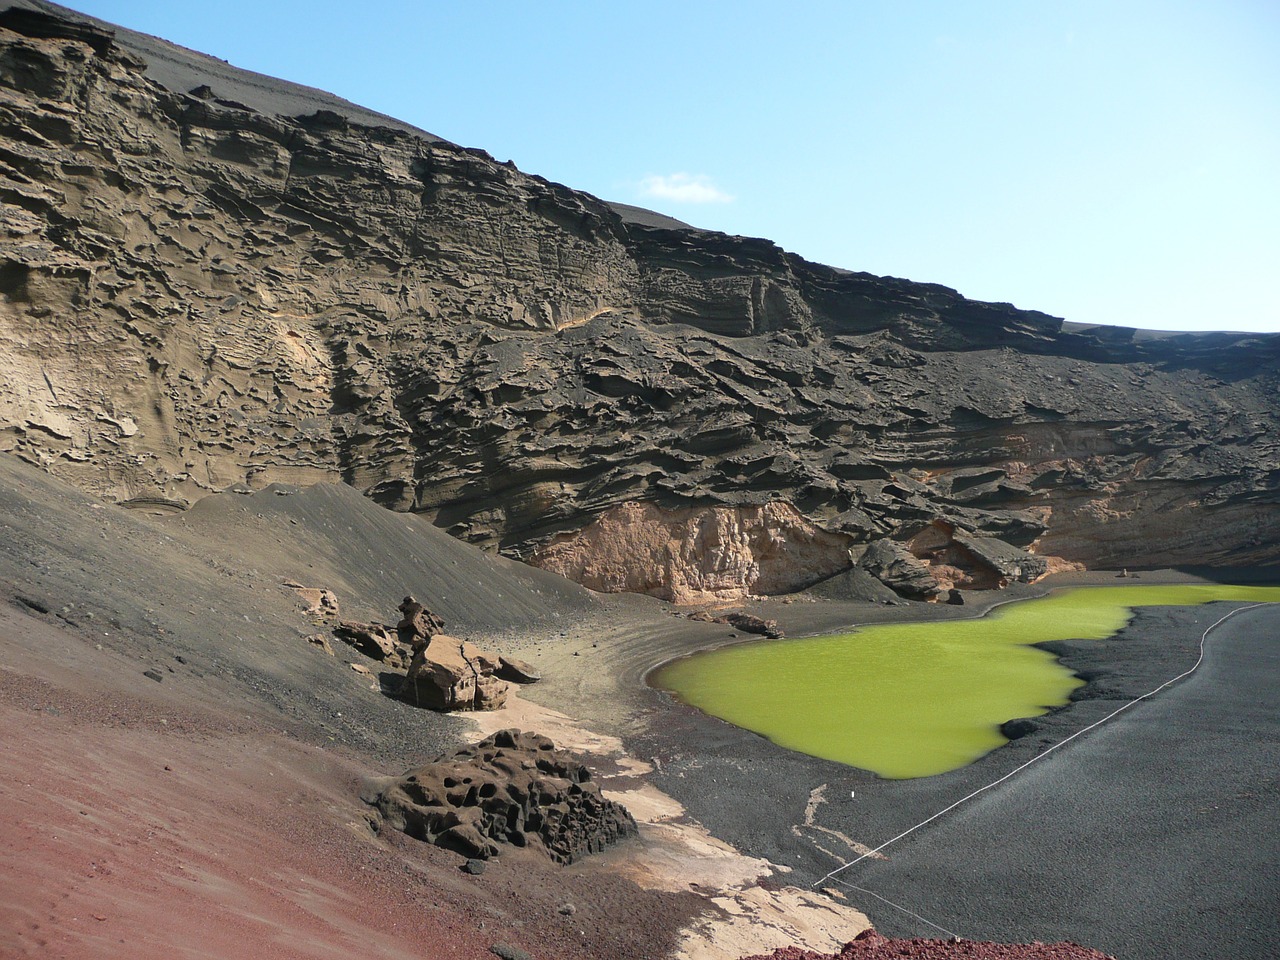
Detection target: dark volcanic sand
<box><xmin>608</xmin><ymin>593</ymin><xmax>1280</xmax><ymax>960</ymax></box>
<box><xmin>0</xmin><ymin>607</ymin><xmax>702</xmax><ymax>960</ymax></box>
<box><xmin>3</xmin><ymin>452</ymin><xmax>1277</xmax><ymax>958</ymax></box>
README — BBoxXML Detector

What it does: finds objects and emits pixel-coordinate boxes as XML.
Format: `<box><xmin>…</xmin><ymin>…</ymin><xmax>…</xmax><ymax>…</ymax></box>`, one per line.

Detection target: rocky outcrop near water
<box><xmin>1</xmin><ymin>5</ymin><xmax>1276</xmax><ymax>603</ymax></box>
<box><xmin>532</xmin><ymin>501</ymin><xmax>853</xmax><ymax>603</ymax></box>
<box><xmin>364</xmin><ymin>729</ymin><xmax>638</xmax><ymax>863</ymax></box>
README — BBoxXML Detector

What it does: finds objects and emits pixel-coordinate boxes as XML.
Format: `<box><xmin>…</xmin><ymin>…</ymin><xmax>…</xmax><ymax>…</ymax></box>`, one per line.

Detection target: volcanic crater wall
<box><xmin>0</xmin><ymin>7</ymin><xmax>1277</xmax><ymax>601</ymax></box>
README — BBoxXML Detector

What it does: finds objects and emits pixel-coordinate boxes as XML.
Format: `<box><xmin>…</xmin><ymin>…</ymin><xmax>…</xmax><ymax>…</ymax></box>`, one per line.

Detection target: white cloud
<box><xmin>639</xmin><ymin>172</ymin><xmax>734</xmax><ymax>204</ymax></box>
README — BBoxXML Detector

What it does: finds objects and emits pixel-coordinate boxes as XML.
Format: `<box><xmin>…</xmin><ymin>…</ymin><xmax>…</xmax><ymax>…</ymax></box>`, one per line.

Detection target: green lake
<box><xmin>650</xmin><ymin>584</ymin><xmax>1280</xmax><ymax>779</ymax></box>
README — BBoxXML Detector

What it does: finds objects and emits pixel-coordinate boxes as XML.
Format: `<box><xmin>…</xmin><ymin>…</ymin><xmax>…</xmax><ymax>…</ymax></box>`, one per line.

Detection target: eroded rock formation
<box><xmin>334</xmin><ymin>596</ymin><xmax>526</xmax><ymax>708</ymax></box>
<box><xmin>531</xmin><ymin>501</ymin><xmax>854</xmax><ymax>603</ymax></box>
<box><xmin>401</xmin><ymin>634</ymin><xmax>510</xmax><ymax>711</ymax></box>
<box><xmin>333</xmin><ymin>619</ymin><xmax>409</xmax><ymax>668</ymax></box>
<box><xmin>0</xmin><ymin>6</ymin><xmax>1276</xmax><ymax>602</ymax></box>
<box><xmin>364</xmin><ymin>729</ymin><xmax>637</xmax><ymax>863</ymax></box>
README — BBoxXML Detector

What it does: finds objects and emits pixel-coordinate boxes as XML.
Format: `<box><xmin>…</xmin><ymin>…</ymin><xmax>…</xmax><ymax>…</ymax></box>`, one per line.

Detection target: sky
<box><xmin>64</xmin><ymin>1</ymin><xmax>1280</xmax><ymax>333</ymax></box>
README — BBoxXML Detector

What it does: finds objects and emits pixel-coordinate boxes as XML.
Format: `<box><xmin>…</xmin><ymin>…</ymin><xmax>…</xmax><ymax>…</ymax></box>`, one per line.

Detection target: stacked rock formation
<box><xmin>0</xmin><ymin>6</ymin><xmax>1277</xmax><ymax>604</ymax></box>
<box><xmin>330</xmin><ymin>596</ymin><xmax>536</xmax><ymax>710</ymax></box>
<box><xmin>393</xmin><ymin>596</ymin><xmax>510</xmax><ymax>711</ymax></box>
<box><xmin>364</xmin><ymin>729</ymin><xmax>638</xmax><ymax>863</ymax></box>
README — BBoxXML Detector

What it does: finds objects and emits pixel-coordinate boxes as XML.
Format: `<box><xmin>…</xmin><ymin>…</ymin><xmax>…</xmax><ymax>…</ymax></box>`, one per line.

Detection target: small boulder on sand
<box><xmin>401</xmin><ymin>635</ymin><xmax>510</xmax><ymax>711</ymax></box>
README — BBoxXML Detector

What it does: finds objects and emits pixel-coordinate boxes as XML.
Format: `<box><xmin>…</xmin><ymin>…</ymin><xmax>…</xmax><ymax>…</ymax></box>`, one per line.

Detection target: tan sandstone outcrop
<box><xmin>530</xmin><ymin>501</ymin><xmax>854</xmax><ymax>604</ymax></box>
<box><xmin>401</xmin><ymin>635</ymin><xmax>510</xmax><ymax>711</ymax></box>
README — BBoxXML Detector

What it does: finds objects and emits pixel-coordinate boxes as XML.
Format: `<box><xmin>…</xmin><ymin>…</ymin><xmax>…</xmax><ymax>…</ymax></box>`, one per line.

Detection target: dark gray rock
<box><xmin>496</xmin><ymin>656</ymin><xmax>541</xmax><ymax>684</ymax></box>
<box><xmin>952</xmin><ymin>530</ymin><xmax>1049</xmax><ymax>585</ymax></box>
<box><xmin>365</xmin><ymin>730</ymin><xmax>636</xmax><ymax>864</ymax></box>
<box><xmin>858</xmin><ymin>540</ymin><xmax>942</xmax><ymax>601</ymax></box>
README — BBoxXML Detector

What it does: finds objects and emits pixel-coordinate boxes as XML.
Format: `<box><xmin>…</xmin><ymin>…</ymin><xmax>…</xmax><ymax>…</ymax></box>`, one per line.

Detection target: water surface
<box><xmin>651</xmin><ymin>584</ymin><xmax>1280</xmax><ymax>779</ymax></box>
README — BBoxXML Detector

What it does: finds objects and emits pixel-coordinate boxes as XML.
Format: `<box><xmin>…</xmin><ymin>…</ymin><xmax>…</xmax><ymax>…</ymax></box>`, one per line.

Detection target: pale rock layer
<box><xmin>531</xmin><ymin>501</ymin><xmax>854</xmax><ymax>604</ymax></box>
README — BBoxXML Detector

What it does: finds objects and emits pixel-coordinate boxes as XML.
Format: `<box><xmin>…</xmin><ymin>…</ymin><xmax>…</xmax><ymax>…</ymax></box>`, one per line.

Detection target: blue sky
<box><xmin>70</xmin><ymin>1</ymin><xmax>1279</xmax><ymax>332</ymax></box>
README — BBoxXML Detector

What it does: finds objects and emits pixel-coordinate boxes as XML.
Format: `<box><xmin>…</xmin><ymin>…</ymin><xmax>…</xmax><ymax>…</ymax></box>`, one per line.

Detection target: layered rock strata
<box><xmin>365</xmin><ymin>729</ymin><xmax>637</xmax><ymax>863</ymax></box>
<box><xmin>0</xmin><ymin>7</ymin><xmax>1276</xmax><ymax>602</ymax></box>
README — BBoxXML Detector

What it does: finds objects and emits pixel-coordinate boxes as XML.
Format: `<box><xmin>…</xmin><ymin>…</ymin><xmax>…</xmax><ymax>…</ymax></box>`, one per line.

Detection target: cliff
<box><xmin>1</xmin><ymin>4</ymin><xmax>1276</xmax><ymax>601</ymax></box>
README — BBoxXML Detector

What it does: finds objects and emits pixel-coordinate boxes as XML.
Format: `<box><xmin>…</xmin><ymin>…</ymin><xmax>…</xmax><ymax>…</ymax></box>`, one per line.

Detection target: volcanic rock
<box><xmin>857</xmin><ymin>540</ymin><xmax>943</xmax><ymax>601</ymax></box>
<box><xmin>364</xmin><ymin>729</ymin><xmax>637</xmax><ymax>863</ymax></box>
<box><xmin>687</xmin><ymin>610</ymin><xmax>784</xmax><ymax>638</ymax></box>
<box><xmin>332</xmin><ymin>620</ymin><xmax>407</xmax><ymax>666</ymax></box>
<box><xmin>743</xmin><ymin>928</ymin><xmax>1115</xmax><ymax>959</ymax></box>
<box><xmin>495</xmin><ymin>656</ymin><xmax>541</xmax><ymax>684</ymax></box>
<box><xmin>401</xmin><ymin>635</ymin><xmax>510</xmax><ymax>711</ymax></box>
<box><xmin>0</xmin><ymin>6</ymin><xmax>1276</xmax><ymax>605</ymax></box>
<box><xmin>899</xmin><ymin>520</ymin><xmax>1049</xmax><ymax>592</ymax></box>
<box><xmin>290</xmin><ymin>584</ymin><xmax>340</xmax><ymax>618</ymax></box>
<box><xmin>396</xmin><ymin>595</ymin><xmax>446</xmax><ymax>648</ymax></box>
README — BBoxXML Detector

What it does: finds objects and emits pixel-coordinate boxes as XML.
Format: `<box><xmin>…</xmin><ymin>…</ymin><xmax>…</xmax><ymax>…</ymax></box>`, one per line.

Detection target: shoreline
<box><xmin>644</xmin><ymin>575</ymin><xmax>1280</xmax><ymax>781</ymax></box>
<box><xmin>606</xmin><ymin>592</ymin><xmax>1278</xmax><ymax>958</ymax></box>
<box><xmin>491</xmin><ymin>566</ymin><xmax>1278</xmax><ymax>955</ymax></box>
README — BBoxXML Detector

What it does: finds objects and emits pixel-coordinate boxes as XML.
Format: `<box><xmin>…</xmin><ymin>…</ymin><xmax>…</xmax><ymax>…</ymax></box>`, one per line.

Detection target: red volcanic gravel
<box><xmin>744</xmin><ymin>928</ymin><xmax>1115</xmax><ymax>960</ymax></box>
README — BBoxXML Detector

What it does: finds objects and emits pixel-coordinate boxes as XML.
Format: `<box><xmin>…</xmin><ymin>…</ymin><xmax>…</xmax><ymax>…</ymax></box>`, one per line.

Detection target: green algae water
<box><xmin>651</xmin><ymin>584</ymin><xmax>1280</xmax><ymax>780</ymax></box>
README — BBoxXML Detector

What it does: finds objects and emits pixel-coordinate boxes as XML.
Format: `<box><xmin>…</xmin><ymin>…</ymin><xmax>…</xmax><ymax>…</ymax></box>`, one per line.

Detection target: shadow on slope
<box><xmin>0</xmin><ymin>454</ymin><xmax>597</xmax><ymax>767</ymax></box>
<box><xmin>173</xmin><ymin>480</ymin><xmax>596</xmax><ymax>637</ymax></box>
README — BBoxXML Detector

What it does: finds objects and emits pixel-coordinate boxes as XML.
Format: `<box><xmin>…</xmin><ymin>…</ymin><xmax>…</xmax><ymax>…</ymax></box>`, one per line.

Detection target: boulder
<box><xmin>364</xmin><ymin>729</ymin><xmax>637</xmax><ymax>863</ymax></box>
<box><xmin>858</xmin><ymin>539</ymin><xmax>942</xmax><ymax>601</ymax></box>
<box><xmin>496</xmin><ymin>656</ymin><xmax>541</xmax><ymax>684</ymax></box>
<box><xmin>289</xmin><ymin>584</ymin><xmax>340</xmax><ymax>618</ymax></box>
<box><xmin>401</xmin><ymin>635</ymin><xmax>509</xmax><ymax>711</ymax></box>
<box><xmin>898</xmin><ymin>519</ymin><xmax>1049</xmax><ymax>591</ymax></box>
<box><xmin>951</xmin><ymin>530</ymin><xmax>1049</xmax><ymax>585</ymax></box>
<box><xmin>723</xmin><ymin>612</ymin><xmax>784</xmax><ymax>639</ymax></box>
<box><xmin>333</xmin><ymin>620</ymin><xmax>410</xmax><ymax>667</ymax></box>
<box><xmin>687</xmin><ymin>611</ymin><xmax>784</xmax><ymax>638</ymax></box>
<box><xmin>396</xmin><ymin>595</ymin><xmax>447</xmax><ymax>648</ymax></box>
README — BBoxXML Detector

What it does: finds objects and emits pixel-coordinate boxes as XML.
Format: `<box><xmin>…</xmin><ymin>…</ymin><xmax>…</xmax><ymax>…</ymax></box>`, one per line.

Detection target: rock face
<box><xmin>365</xmin><ymin>729</ymin><xmax>637</xmax><ymax>863</ymax></box>
<box><xmin>0</xmin><ymin>7</ymin><xmax>1277</xmax><ymax>602</ymax></box>
<box><xmin>401</xmin><ymin>635</ymin><xmax>510</xmax><ymax>711</ymax></box>
<box><xmin>531</xmin><ymin>501</ymin><xmax>854</xmax><ymax>603</ymax></box>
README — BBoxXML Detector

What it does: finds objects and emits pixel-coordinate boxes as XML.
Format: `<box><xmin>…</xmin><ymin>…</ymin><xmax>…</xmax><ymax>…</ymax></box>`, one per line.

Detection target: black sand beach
<box><xmin>603</xmin><ymin>595</ymin><xmax>1280</xmax><ymax>960</ymax></box>
<box><xmin>3</xmin><ymin>450</ymin><xmax>1277</xmax><ymax>958</ymax></box>
<box><xmin>843</xmin><ymin>601</ymin><xmax>1280</xmax><ymax>960</ymax></box>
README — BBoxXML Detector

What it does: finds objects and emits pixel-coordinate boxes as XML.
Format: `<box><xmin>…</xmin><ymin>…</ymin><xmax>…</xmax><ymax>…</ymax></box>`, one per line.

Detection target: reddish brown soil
<box><xmin>744</xmin><ymin>929</ymin><xmax>1115</xmax><ymax>960</ymax></box>
<box><xmin>0</xmin><ymin>609</ymin><xmax>700</xmax><ymax>960</ymax></box>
